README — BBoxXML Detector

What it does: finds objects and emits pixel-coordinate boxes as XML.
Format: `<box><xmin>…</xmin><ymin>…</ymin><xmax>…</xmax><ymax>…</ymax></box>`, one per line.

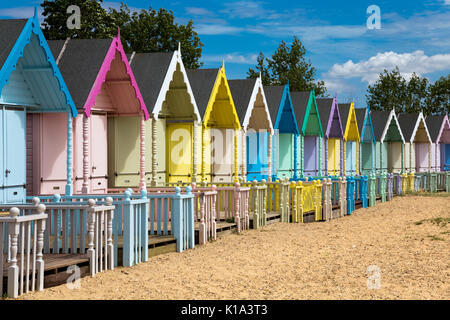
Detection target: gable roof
<box><xmin>49</xmin><ymin>38</ymin><xmax>112</xmax><ymax>109</ymax></box>
<box><xmin>425</xmin><ymin>115</ymin><xmax>445</xmax><ymax>142</ymax></box>
<box><xmin>228</xmin><ymin>78</ymin><xmax>257</xmax><ymax>123</ymax></box>
<box><xmin>316</xmin><ymin>97</ymin><xmax>343</xmax><ymax>138</ymax></box>
<box><xmin>371</xmin><ymin>109</ymin><xmax>405</xmax><ymax>143</ymax></box>
<box><xmin>228</xmin><ymin>77</ymin><xmax>273</xmax><ymax>132</ymax></box>
<box><xmin>50</xmin><ymin>30</ymin><xmax>148</xmax><ymax>119</ymax></box>
<box><xmin>290</xmin><ymin>91</ymin><xmax>311</xmax><ymax>130</ymax></box>
<box><xmin>129</xmin><ymin>49</ymin><xmax>200</xmax><ymax>121</ymax></box>
<box><xmin>186</xmin><ymin>68</ymin><xmax>219</xmax><ymax>118</ymax></box>
<box><xmin>264</xmin><ymin>85</ymin><xmax>285</xmax><ymax>124</ymax></box>
<box><xmin>355</xmin><ymin>108</ymin><xmax>366</xmax><ymax>135</ymax></box>
<box><xmin>398</xmin><ymin>112</ymin><xmax>431</xmax><ymax>143</ymax></box>
<box><xmin>0</xmin><ymin>16</ymin><xmax>76</xmax><ymax>116</ymax></box>
<box><xmin>316</xmin><ymin>98</ymin><xmax>334</xmax><ymax>135</ymax></box>
<box><xmin>128</xmin><ymin>51</ymin><xmax>173</xmax><ymax>114</ymax></box>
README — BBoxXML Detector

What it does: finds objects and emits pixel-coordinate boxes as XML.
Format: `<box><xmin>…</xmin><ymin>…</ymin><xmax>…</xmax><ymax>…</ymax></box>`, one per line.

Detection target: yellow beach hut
<box><xmin>187</xmin><ymin>62</ymin><xmax>241</xmax><ymax>183</ymax></box>
<box><xmin>340</xmin><ymin>101</ymin><xmax>360</xmax><ymax>175</ymax></box>
<box><xmin>129</xmin><ymin>45</ymin><xmax>201</xmax><ymax>186</ymax></box>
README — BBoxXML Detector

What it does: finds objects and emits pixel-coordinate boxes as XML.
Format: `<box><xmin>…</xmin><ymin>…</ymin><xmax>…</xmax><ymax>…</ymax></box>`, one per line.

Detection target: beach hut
<box><xmin>398</xmin><ymin>112</ymin><xmax>432</xmax><ymax>173</ymax></box>
<box><xmin>228</xmin><ymin>76</ymin><xmax>273</xmax><ymax>181</ymax></box>
<box><xmin>355</xmin><ymin>108</ymin><xmax>376</xmax><ymax>174</ymax></box>
<box><xmin>186</xmin><ymin>63</ymin><xmax>241</xmax><ymax>183</ymax></box>
<box><xmin>49</xmin><ymin>30</ymin><xmax>149</xmax><ymax>194</ymax></box>
<box><xmin>316</xmin><ymin>97</ymin><xmax>344</xmax><ymax>176</ymax></box>
<box><xmin>371</xmin><ymin>110</ymin><xmax>405</xmax><ymax>173</ymax></box>
<box><xmin>291</xmin><ymin>90</ymin><xmax>324</xmax><ymax>178</ymax></box>
<box><xmin>0</xmin><ymin>14</ymin><xmax>77</xmax><ymax>203</ymax></box>
<box><xmin>129</xmin><ymin>47</ymin><xmax>201</xmax><ymax>186</ymax></box>
<box><xmin>264</xmin><ymin>85</ymin><xmax>299</xmax><ymax>181</ymax></box>
<box><xmin>426</xmin><ymin>114</ymin><xmax>450</xmax><ymax>172</ymax></box>
<box><xmin>340</xmin><ymin>101</ymin><xmax>360</xmax><ymax>176</ymax></box>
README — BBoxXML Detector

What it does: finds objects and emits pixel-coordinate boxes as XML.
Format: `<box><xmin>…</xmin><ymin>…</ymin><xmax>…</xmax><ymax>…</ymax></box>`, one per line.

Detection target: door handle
<box><xmin>5</xmin><ymin>169</ymin><xmax>11</xmax><ymax>177</ymax></box>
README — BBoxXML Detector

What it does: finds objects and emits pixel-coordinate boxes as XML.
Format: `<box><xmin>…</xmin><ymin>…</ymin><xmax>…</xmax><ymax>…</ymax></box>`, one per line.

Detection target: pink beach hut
<box><xmin>426</xmin><ymin>114</ymin><xmax>450</xmax><ymax>172</ymax></box>
<box><xmin>398</xmin><ymin>112</ymin><xmax>432</xmax><ymax>173</ymax></box>
<box><xmin>49</xmin><ymin>30</ymin><xmax>149</xmax><ymax>194</ymax></box>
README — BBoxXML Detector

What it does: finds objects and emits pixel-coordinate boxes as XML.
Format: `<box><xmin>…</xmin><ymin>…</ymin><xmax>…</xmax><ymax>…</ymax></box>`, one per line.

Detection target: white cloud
<box><xmin>195</xmin><ymin>24</ymin><xmax>243</xmax><ymax>35</ymax></box>
<box><xmin>326</xmin><ymin>51</ymin><xmax>450</xmax><ymax>84</ymax></box>
<box><xmin>202</xmin><ymin>53</ymin><xmax>258</xmax><ymax>65</ymax></box>
<box><xmin>221</xmin><ymin>1</ymin><xmax>273</xmax><ymax>19</ymax></box>
<box><xmin>186</xmin><ymin>7</ymin><xmax>214</xmax><ymax>16</ymax></box>
<box><xmin>445</xmin><ymin>0</ymin><xmax>450</xmax><ymax>5</ymax></box>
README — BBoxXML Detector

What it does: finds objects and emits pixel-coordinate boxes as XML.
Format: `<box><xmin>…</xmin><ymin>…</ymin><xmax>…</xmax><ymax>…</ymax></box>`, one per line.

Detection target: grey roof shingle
<box><xmin>316</xmin><ymin>98</ymin><xmax>334</xmax><ymax>136</ymax></box>
<box><xmin>290</xmin><ymin>91</ymin><xmax>311</xmax><ymax>128</ymax></box>
<box><xmin>397</xmin><ymin>113</ymin><xmax>420</xmax><ymax>142</ymax></box>
<box><xmin>128</xmin><ymin>52</ymin><xmax>174</xmax><ymax>114</ymax></box>
<box><xmin>263</xmin><ymin>85</ymin><xmax>285</xmax><ymax>125</ymax></box>
<box><xmin>0</xmin><ymin>19</ymin><xmax>27</xmax><ymax>70</ymax></box>
<box><xmin>48</xmin><ymin>38</ymin><xmax>113</xmax><ymax>108</ymax></box>
<box><xmin>425</xmin><ymin>115</ymin><xmax>445</xmax><ymax>142</ymax></box>
<box><xmin>339</xmin><ymin>103</ymin><xmax>351</xmax><ymax>130</ymax></box>
<box><xmin>355</xmin><ymin>108</ymin><xmax>367</xmax><ymax>135</ymax></box>
<box><xmin>228</xmin><ymin>79</ymin><xmax>257</xmax><ymax>123</ymax></box>
<box><xmin>186</xmin><ymin>69</ymin><xmax>219</xmax><ymax>118</ymax></box>
<box><xmin>370</xmin><ymin>110</ymin><xmax>392</xmax><ymax>141</ymax></box>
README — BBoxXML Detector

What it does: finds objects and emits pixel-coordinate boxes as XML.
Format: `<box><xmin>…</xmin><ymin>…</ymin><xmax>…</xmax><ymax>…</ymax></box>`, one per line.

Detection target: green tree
<box><xmin>41</xmin><ymin>0</ymin><xmax>116</xmax><ymax>39</ymax></box>
<box><xmin>367</xmin><ymin>68</ymin><xmax>449</xmax><ymax>115</ymax></box>
<box><xmin>366</xmin><ymin>67</ymin><xmax>409</xmax><ymax>114</ymax></box>
<box><xmin>427</xmin><ymin>75</ymin><xmax>450</xmax><ymax>115</ymax></box>
<box><xmin>247</xmin><ymin>37</ymin><xmax>327</xmax><ymax>96</ymax></box>
<box><xmin>109</xmin><ymin>3</ymin><xmax>203</xmax><ymax>68</ymax></box>
<box><xmin>40</xmin><ymin>0</ymin><xmax>204</xmax><ymax>69</ymax></box>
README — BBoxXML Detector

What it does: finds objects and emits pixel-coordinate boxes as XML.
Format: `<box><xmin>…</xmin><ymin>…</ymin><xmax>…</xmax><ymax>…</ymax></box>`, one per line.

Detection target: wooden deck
<box><xmin>2</xmin><ymin>253</ymin><xmax>89</xmax><ymax>277</ymax></box>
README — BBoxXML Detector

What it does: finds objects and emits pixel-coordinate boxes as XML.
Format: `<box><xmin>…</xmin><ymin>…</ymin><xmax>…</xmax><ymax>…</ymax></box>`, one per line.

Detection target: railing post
<box><xmin>251</xmin><ymin>180</ymin><xmax>259</xmax><ymax>229</ymax></box>
<box><xmin>315</xmin><ymin>180</ymin><xmax>323</xmax><ymax>221</ymax></box>
<box><xmin>186</xmin><ymin>186</ymin><xmax>196</xmax><ymax>249</ymax></box>
<box><xmin>122</xmin><ymin>190</ymin><xmax>134</xmax><ymax>266</ymax></box>
<box><xmin>171</xmin><ymin>187</ymin><xmax>184</xmax><ymax>252</ymax></box>
<box><xmin>35</xmin><ymin>204</ymin><xmax>46</xmax><ymax>291</ymax></box>
<box><xmin>234</xmin><ymin>182</ymin><xmax>241</xmax><ymax>233</ymax></box>
<box><xmin>105</xmin><ymin>197</ymin><xmax>115</xmax><ymax>270</ymax></box>
<box><xmin>361</xmin><ymin>175</ymin><xmax>368</xmax><ymax>208</ymax></box>
<box><xmin>87</xmin><ymin>199</ymin><xmax>97</xmax><ymax>274</ymax></box>
<box><xmin>198</xmin><ymin>190</ymin><xmax>206</xmax><ymax>245</ymax></box>
<box><xmin>7</xmin><ymin>208</ymin><xmax>20</xmax><ymax>298</ymax></box>
<box><xmin>261</xmin><ymin>179</ymin><xmax>267</xmax><ymax>227</ymax></box>
<box><xmin>140</xmin><ymin>190</ymin><xmax>148</xmax><ymax>263</ymax></box>
<box><xmin>446</xmin><ymin>172</ymin><xmax>450</xmax><ymax>193</ymax></box>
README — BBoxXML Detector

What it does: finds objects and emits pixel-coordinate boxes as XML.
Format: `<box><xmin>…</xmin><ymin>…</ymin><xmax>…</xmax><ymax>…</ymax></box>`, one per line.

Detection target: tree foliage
<box><xmin>366</xmin><ymin>67</ymin><xmax>449</xmax><ymax>115</ymax></box>
<box><xmin>247</xmin><ymin>37</ymin><xmax>327</xmax><ymax>96</ymax></box>
<box><xmin>40</xmin><ymin>0</ymin><xmax>203</xmax><ymax>68</ymax></box>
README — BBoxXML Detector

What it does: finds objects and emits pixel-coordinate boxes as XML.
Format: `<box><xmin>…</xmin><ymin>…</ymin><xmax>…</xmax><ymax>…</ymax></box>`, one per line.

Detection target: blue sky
<box><xmin>1</xmin><ymin>0</ymin><xmax>449</xmax><ymax>107</ymax></box>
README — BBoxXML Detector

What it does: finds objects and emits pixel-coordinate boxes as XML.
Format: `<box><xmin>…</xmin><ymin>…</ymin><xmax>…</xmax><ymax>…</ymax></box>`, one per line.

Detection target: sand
<box><xmin>19</xmin><ymin>195</ymin><xmax>450</xmax><ymax>300</ymax></box>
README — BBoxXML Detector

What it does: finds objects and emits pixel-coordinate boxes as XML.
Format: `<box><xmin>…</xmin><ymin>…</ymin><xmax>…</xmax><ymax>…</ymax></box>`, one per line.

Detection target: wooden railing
<box><xmin>368</xmin><ymin>174</ymin><xmax>377</xmax><ymax>207</ymax></box>
<box><xmin>346</xmin><ymin>176</ymin><xmax>355</xmax><ymax>214</ymax></box>
<box><xmin>329</xmin><ymin>177</ymin><xmax>347</xmax><ymax>218</ymax></box>
<box><xmin>386</xmin><ymin>173</ymin><xmax>394</xmax><ymax>201</ymax></box>
<box><xmin>290</xmin><ymin>180</ymin><xmax>323</xmax><ymax>223</ymax></box>
<box><xmin>27</xmin><ymin>188</ymin><xmax>195</xmax><ymax>266</ymax></box>
<box><xmin>250</xmin><ymin>181</ymin><xmax>268</xmax><ymax>229</ymax></box>
<box><xmin>353</xmin><ymin>176</ymin><xmax>368</xmax><ymax>208</ymax></box>
<box><xmin>321</xmin><ymin>178</ymin><xmax>332</xmax><ymax>221</ymax></box>
<box><xmin>1</xmin><ymin>206</ymin><xmax>47</xmax><ymax>298</ymax></box>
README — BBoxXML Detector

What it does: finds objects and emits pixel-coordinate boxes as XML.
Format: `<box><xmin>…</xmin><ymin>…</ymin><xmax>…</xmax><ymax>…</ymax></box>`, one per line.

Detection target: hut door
<box><xmin>167</xmin><ymin>123</ymin><xmax>193</xmax><ymax>184</ymax></box>
<box><xmin>444</xmin><ymin>144</ymin><xmax>450</xmax><ymax>171</ymax></box>
<box><xmin>304</xmin><ymin>136</ymin><xmax>318</xmax><ymax>177</ymax></box>
<box><xmin>246</xmin><ymin>131</ymin><xmax>268</xmax><ymax>181</ymax></box>
<box><xmin>211</xmin><ymin>128</ymin><xmax>233</xmax><ymax>183</ymax></box>
<box><xmin>361</xmin><ymin>142</ymin><xmax>372</xmax><ymax>174</ymax></box>
<box><xmin>278</xmin><ymin>133</ymin><xmax>293</xmax><ymax>179</ymax></box>
<box><xmin>90</xmin><ymin>114</ymin><xmax>108</xmax><ymax>193</ymax></box>
<box><xmin>346</xmin><ymin>141</ymin><xmax>357</xmax><ymax>175</ymax></box>
<box><xmin>39</xmin><ymin>113</ymin><xmax>68</xmax><ymax>195</ymax></box>
<box><xmin>389</xmin><ymin>142</ymin><xmax>403</xmax><ymax>173</ymax></box>
<box><xmin>327</xmin><ymin>138</ymin><xmax>340</xmax><ymax>176</ymax></box>
<box><xmin>415</xmin><ymin>143</ymin><xmax>428</xmax><ymax>172</ymax></box>
<box><xmin>3</xmin><ymin>108</ymin><xmax>26</xmax><ymax>203</ymax></box>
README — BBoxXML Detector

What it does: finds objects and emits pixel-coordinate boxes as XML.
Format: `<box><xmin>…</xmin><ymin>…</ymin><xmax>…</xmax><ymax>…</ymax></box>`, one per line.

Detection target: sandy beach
<box><xmin>19</xmin><ymin>195</ymin><xmax>450</xmax><ymax>300</ymax></box>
